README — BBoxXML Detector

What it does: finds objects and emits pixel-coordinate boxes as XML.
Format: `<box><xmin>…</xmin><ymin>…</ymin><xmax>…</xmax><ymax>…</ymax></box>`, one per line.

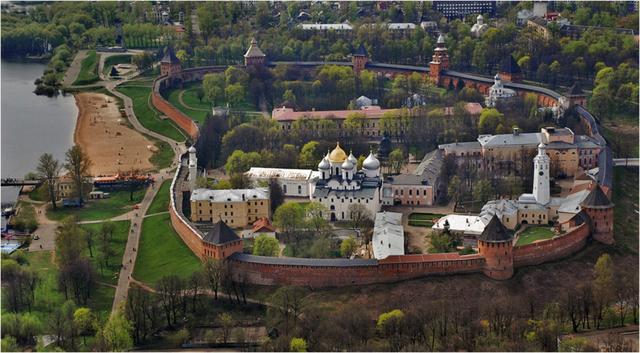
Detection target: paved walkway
<box><xmin>62</xmin><ymin>50</ymin><xmax>87</xmax><ymax>87</ymax></box>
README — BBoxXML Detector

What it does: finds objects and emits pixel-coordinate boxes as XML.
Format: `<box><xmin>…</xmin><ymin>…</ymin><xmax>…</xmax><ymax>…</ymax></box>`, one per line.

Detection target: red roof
<box><xmin>272</xmin><ymin>105</ymin><xmax>396</xmax><ymax>121</ymax></box>
<box><xmin>443</xmin><ymin>102</ymin><xmax>483</xmax><ymax>116</ymax></box>
<box><xmin>252</xmin><ymin>217</ymin><xmax>275</xmax><ymax>233</ymax></box>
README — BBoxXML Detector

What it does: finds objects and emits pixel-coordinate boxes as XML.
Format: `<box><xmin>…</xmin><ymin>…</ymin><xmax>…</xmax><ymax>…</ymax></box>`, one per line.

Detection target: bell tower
<box><xmin>533</xmin><ymin>143</ymin><xmax>550</xmax><ymax>205</ymax></box>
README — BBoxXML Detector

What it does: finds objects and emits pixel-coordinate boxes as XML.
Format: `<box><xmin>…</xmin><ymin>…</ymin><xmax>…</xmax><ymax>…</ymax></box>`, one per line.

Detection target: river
<box><xmin>1</xmin><ymin>60</ymin><xmax>78</xmax><ymax>204</ymax></box>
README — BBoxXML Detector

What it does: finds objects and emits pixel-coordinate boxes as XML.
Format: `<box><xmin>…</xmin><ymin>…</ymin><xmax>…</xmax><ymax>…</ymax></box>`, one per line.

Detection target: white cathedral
<box><xmin>485</xmin><ymin>73</ymin><xmax>517</xmax><ymax>107</ymax></box>
<box><xmin>311</xmin><ymin>142</ymin><xmax>383</xmax><ymax>221</ymax></box>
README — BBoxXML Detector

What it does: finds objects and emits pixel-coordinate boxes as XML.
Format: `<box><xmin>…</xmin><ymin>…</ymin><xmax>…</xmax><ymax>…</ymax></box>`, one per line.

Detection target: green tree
<box><xmin>478</xmin><ymin>108</ymin><xmax>505</xmax><ymax>134</ymax></box>
<box><xmin>196</xmin><ymin>87</ymin><xmax>205</xmax><ymax>103</ymax></box>
<box><xmin>290</xmin><ymin>337</ymin><xmax>308</xmax><ymax>352</ymax></box>
<box><xmin>473</xmin><ymin>179</ymin><xmax>494</xmax><ymax>204</ymax></box>
<box><xmin>282</xmin><ymin>89</ymin><xmax>296</xmax><ymax>105</ymax></box>
<box><xmin>305</xmin><ymin>202</ymin><xmax>329</xmax><ymax>233</ymax></box>
<box><xmin>309</xmin><ymin>236</ymin><xmax>332</xmax><ymax>258</ymax></box>
<box><xmin>96</xmin><ymin>309</ymin><xmax>133</xmax><ymax>352</ymax></box>
<box><xmin>225</xmin><ymin>83</ymin><xmax>245</xmax><ymax>107</ymax></box>
<box><xmin>376</xmin><ymin>309</ymin><xmax>405</xmax><ymax>350</ymax></box>
<box><xmin>36</xmin><ymin>153</ymin><xmax>61</xmax><ymax>210</ymax></box>
<box><xmin>593</xmin><ymin>254</ymin><xmax>615</xmax><ymax>329</ymax></box>
<box><xmin>447</xmin><ymin>175</ymin><xmax>463</xmax><ymax>204</ymax></box>
<box><xmin>217</xmin><ymin>313</ymin><xmax>234</xmax><ymax>344</ymax></box>
<box><xmin>388</xmin><ymin>148</ymin><xmax>405</xmax><ymax>174</ymax></box>
<box><xmin>202</xmin><ymin>73</ymin><xmax>226</xmax><ymax>105</ymax></box>
<box><xmin>253</xmin><ymin>234</ymin><xmax>279</xmax><ymax>257</ymax></box>
<box><xmin>64</xmin><ymin>145</ymin><xmax>92</xmax><ymax>204</ymax></box>
<box><xmin>74</xmin><ymin>308</ymin><xmax>96</xmax><ymax>345</ymax></box>
<box><xmin>273</xmin><ymin>202</ymin><xmax>305</xmax><ymax>235</ymax></box>
<box><xmin>1</xmin><ymin>336</ymin><xmax>19</xmax><ymax>352</ymax></box>
<box><xmin>298</xmin><ymin>141</ymin><xmax>319</xmax><ymax>169</ymax></box>
<box><xmin>340</xmin><ymin>237</ymin><xmax>357</xmax><ymax>258</ymax></box>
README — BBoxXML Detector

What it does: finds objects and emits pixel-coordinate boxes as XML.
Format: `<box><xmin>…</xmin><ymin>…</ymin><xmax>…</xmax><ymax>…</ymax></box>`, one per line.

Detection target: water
<box><xmin>1</xmin><ymin>60</ymin><xmax>78</xmax><ymax>204</ymax></box>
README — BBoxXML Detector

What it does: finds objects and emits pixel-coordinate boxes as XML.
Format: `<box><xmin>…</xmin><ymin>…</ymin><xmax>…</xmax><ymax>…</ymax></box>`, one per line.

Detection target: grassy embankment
<box><xmin>73</xmin><ymin>50</ymin><xmax>100</xmax><ymax>86</ymax></box>
<box><xmin>612</xmin><ymin>166</ymin><xmax>639</xmax><ymax>253</ymax></box>
<box><xmin>515</xmin><ymin>226</ymin><xmax>555</xmax><ymax>246</ymax></box>
<box><xmin>408</xmin><ymin>213</ymin><xmax>444</xmax><ymax>227</ymax></box>
<box><xmin>134</xmin><ymin>182</ymin><xmax>200</xmax><ymax>284</ymax></box>
<box><xmin>102</xmin><ymin>54</ymin><xmax>131</xmax><ymax>77</ymax></box>
<box><xmin>116</xmin><ymin>83</ymin><xmax>186</xmax><ymax>143</ymax></box>
<box><xmin>46</xmin><ymin>189</ymin><xmax>145</xmax><ymax>222</ymax></box>
<box><xmin>146</xmin><ymin>180</ymin><xmax>171</xmax><ymax>214</ymax></box>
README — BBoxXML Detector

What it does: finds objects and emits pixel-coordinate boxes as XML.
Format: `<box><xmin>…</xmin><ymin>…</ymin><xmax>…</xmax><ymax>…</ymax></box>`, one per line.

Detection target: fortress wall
<box><xmin>150</xmin><ymin>90</ymin><xmax>200</xmax><ymax>140</ymax></box>
<box><xmin>513</xmin><ymin>223</ymin><xmax>589</xmax><ymax>267</ymax></box>
<box><xmin>229</xmin><ymin>254</ymin><xmax>485</xmax><ymax>288</ymax></box>
<box><xmin>169</xmin><ymin>205</ymin><xmax>204</xmax><ymax>259</ymax></box>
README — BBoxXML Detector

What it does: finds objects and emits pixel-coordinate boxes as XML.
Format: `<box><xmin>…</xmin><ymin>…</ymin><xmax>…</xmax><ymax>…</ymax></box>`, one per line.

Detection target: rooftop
<box><xmin>479</xmin><ymin>215</ymin><xmax>513</xmax><ymax>243</ymax></box>
<box><xmin>271</xmin><ymin>105</ymin><xmax>397</xmax><ymax>121</ymax></box>
<box><xmin>581</xmin><ymin>185</ymin><xmax>613</xmax><ymax>209</ymax></box>
<box><xmin>161</xmin><ymin>46</ymin><xmax>181</xmax><ymax>64</ymax></box>
<box><xmin>245</xmin><ymin>167</ymin><xmax>314</xmax><ymax>181</ymax></box>
<box><xmin>372</xmin><ymin>212</ymin><xmax>405</xmax><ymax>260</ymax></box>
<box><xmin>191</xmin><ymin>188</ymin><xmax>269</xmax><ymax>202</ymax></box>
<box><xmin>432</xmin><ymin>214</ymin><xmax>486</xmax><ymax>235</ymax></box>
<box><xmin>244</xmin><ymin>38</ymin><xmax>266</xmax><ymax>58</ymax></box>
<box><xmin>386</xmin><ymin>174</ymin><xmax>426</xmax><ymax>186</ymax></box>
<box><xmin>203</xmin><ymin>220</ymin><xmax>241</xmax><ymax>245</ymax></box>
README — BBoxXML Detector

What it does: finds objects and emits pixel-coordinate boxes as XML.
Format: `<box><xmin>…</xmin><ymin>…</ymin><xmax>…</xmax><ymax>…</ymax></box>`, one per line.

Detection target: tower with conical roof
<box><xmin>160</xmin><ymin>46</ymin><xmax>182</xmax><ymax>77</ymax></box>
<box><xmin>429</xmin><ymin>34</ymin><xmax>450</xmax><ymax>84</ymax></box>
<box><xmin>533</xmin><ymin>143</ymin><xmax>550</xmax><ymax>205</ymax></box>
<box><xmin>352</xmin><ymin>44</ymin><xmax>369</xmax><ymax>74</ymax></box>
<box><xmin>244</xmin><ymin>37</ymin><xmax>266</xmax><ymax>67</ymax></box>
<box><xmin>478</xmin><ymin>215</ymin><xmax>514</xmax><ymax>280</ymax></box>
<box><xmin>581</xmin><ymin>184</ymin><xmax>614</xmax><ymax>244</ymax></box>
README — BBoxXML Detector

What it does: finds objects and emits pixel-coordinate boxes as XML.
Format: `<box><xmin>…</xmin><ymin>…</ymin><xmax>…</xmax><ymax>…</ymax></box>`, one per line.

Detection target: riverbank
<box><xmin>73</xmin><ymin>92</ymin><xmax>155</xmax><ymax>175</ymax></box>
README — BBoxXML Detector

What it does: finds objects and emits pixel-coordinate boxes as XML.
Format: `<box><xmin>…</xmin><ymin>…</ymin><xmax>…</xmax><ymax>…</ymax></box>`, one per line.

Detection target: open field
<box><xmin>165</xmin><ymin>82</ymin><xmax>209</xmax><ymax>123</ymax></box>
<box><xmin>73</xmin><ymin>50</ymin><xmax>100</xmax><ymax>86</ymax></box>
<box><xmin>134</xmin><ymin>213</ymin><xmax>200</xmax><ymax>284</ymax></box>
<box><xmin>75</xmin><ymin>92</ymin><xmax>155</xmax><ymax>175</ymax></box>
<box><xmin>408</xmin><ymin>213</ymin><xmax>444</xmax><ymax>227</ymax></box>
<box><xmin>515</xmin><ymin>226</ymin><xmax>555</xmax><ymax>246</ymax></box>
<box><xmin>115</xmin><ymin>85</ymin><xmax>186</xmax><ymax>142</ymax></box>
<box><xmin>613</xmin><ymin>167</ymin><xmax>639</xmax><ymax>253</ymax></box>
<box><xmin>46</xmin><ymin>188</ymin><xmax>145</xmax><ymax>222</ymax></box>
<box><xmin>147</xmin><ymin>180</ymin><xmax>171</xmax><ymax>214</ymax></box>
<box><xmin>81</xmin><ymin>220</ymin><xmax>131</xmax><ymax>285</ymax></box>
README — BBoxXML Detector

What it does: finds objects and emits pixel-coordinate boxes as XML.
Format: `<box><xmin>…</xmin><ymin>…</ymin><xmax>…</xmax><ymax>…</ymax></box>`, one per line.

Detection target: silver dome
<box><xmin>363</xmin><ymin>152</ymin><xmax>380</xmax><ymax>170</ymax></box>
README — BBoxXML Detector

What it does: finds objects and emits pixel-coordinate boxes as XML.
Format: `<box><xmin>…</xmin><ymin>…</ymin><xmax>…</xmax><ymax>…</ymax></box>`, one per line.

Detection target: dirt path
<box><xmin>178</xmin><ymin>90</ymin><xmax>210</xmax><ymax>111</ymax></box>
<box><xmin>62</xmin><ymin>50</ymin><xmax>87</xmax><ymax>87</ymax></box>
<box><xmin>74</xmin><ymin>92</ymin><xmax>155</xmax><ymax>175</ymax></box>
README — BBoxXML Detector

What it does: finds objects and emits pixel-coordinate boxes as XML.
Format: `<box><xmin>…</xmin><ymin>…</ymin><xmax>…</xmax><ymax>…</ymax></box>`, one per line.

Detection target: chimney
<box><xmin>513</xmin><ymin>127</ymin><xmax>520</xmax><ymax>136</ymax></box>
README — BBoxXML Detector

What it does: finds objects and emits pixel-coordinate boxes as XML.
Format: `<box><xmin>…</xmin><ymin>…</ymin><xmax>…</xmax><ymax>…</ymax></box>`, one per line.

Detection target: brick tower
<box><xmin>580</xmin><ymin>184</ymin><xmax>615</xmax><ymax>244</ymax></box>
<box><xmin>478</xmin><ymin>215</ymin><xmax>514</xmax><ymax>280</ymax></box>
<box><xmin>429</xmin><ymin>34</ymin><xmax>449</xmax><ymax>84</ymax></box>
<box><xmin>244</xmin><ymin>37</ymin><xmax>266</xmax><ymax>67</ymax></box>
<box><xmin>352</xmin><ymin>44</ymin><xmax>369</xmax><ymax>74</ymax></box>
<box><xmin>499</xmin><ymin>55</ymin><xmax>522</xmax><ymax>83</ymax></box>
<box><xmin>566</xmin><ymin>82</ymin><xmax>587</xmax><ymax>107</ymax></box>
<box><xmin>160</xmin><ymin>46</ymin><xmax>182</xmax><ymax>77</ymax></box>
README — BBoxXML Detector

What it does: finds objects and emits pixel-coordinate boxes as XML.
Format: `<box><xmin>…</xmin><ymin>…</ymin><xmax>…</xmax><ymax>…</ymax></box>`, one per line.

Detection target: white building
<box><xmin>470</xmin><ymin>14</ymin><xmax>489</xmax><ymax>37</ymax></box>
<box><xmin>372</xmin><ymin>212</ymin><xmax>405</xmax><ymax>260</ymax></box>
<box><xmin>485</xmin><ymin>73</ymin><xmax>517</xmax><ymax>107</ymax></box>
<box><xmin>299</xmin><ymin>23</ymin><xmax>353</xmax><ymax>31</ymax></box>
<box><xmin>244</xmin><ymin>167</ymin><xmax>319</xmax><ymax>198</ymax></box>
<box><xmin>432</xmin><ymin>214</ymin><xmax>486</xmax><ymax>236</ymax></box>
<box><xmin>188</xmin><ymin>145</ymin><xmax>198</xmax><ymax>191</ymax></box>
<box><xmin>311</xmin><ymin>143</ymin><xmax>383</xmax><ymax>221</ymax></box>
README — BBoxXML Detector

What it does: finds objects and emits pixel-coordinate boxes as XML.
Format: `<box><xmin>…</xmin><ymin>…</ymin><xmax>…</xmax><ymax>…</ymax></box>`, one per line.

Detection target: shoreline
<box><xmin>72</xmin><ymin>92</ymin><xmax>155</xmax><ymax>176</ymax></box>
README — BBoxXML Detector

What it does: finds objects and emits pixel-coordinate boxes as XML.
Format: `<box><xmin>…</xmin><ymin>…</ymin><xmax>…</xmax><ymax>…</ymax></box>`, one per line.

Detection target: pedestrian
<box><xmin>39</xmin><ymin>244</ymin><xmax>43</xmax><ymax>249</ymax></box>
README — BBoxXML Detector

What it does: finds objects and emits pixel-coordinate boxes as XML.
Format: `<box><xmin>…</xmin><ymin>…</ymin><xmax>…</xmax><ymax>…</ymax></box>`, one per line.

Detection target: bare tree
<box><xmin>64</xmin><ymin>145</ymin><xmax>92</xmax><ymax>204</ymax></box>
<box><xmin>36</xmin><ymin>153</ymin><xmax>61</xmax><ymax>209</ymax></box>
<box><xmin>204</xmin><ymin>258</ymin><xmax>223</xmax><ymax>300</ymax></box>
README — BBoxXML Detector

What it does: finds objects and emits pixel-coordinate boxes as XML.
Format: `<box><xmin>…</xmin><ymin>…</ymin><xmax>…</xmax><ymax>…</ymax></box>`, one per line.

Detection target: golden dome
<box><xmin>328</xmin><ymin>142</ymin><xmax>347</xmax><ymax>163</ymax></box>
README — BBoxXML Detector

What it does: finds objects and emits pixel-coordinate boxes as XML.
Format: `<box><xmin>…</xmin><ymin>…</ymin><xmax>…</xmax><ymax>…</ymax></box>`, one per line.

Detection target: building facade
<box><xmin>160</xmin><ymin>47</ymin><xmax>182</xmax><ymax>77</ymax></box>
<box><xmin>485</xmin><ymin>73</ymin><xmax>517</xmax><ymax>107</ymax></box>
<box><xmin>311</xmin><ymin>143</ymin><xmax>383</xmax><ymax>221</ymax></box>
<box><xmin>190</xmin><ymin>188</ymin><xmax>270</xmax><ymax>228</ymax></box>
<box><xmin>244</xmin><ymin>167</ymin><xmax>319</xmax><ymax>197</ymax></box>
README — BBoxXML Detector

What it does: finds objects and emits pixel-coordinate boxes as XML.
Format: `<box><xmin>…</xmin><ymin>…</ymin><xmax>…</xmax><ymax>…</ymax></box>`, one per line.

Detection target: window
<box><xmin>298</xmin><ymin>185</ymin><xmax>302</xmax><ymax>194</ymax></box>
<box><xmin>283</xmin><ymin>185</ymin><xmax>287</xmax><ymax>193</ymax></box>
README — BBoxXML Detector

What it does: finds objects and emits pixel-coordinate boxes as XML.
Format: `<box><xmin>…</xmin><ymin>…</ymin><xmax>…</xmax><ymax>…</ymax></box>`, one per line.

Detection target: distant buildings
<box><xmin>190</xmin><ymin>188</ymin><xmax>270</xmax><ymax>228</ymax></box>
<box><xmin>470</xmin><ymin>14</ymin><xmax>489</xmax><ymax>37</ymax></box>
<box><xmin>372</xmin><ymin>211</ymin><xmax>405</xmax><ymax>260</ymax></box>
<box><xmin>244</xmin><ymin>38</ymin><xmax>266</xmax><ymax>67</ymax></box>
<box><xmin>433</xmin><ymin>1</ymin><xmax>496</xmax><ymax>19</ymax></box>
<box><xmin>384</xmin><ymin>174</ymin><xmax>434</xmax><ymax>206</ymax></box>
<box><xmin>160</xmin><ymin>47</ymin><xmax>182</xmax><ymax>77</ymax></box>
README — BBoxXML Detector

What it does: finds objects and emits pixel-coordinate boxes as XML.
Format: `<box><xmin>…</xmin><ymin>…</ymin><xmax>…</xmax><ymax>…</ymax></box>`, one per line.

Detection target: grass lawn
<box><xmin>148</xmin><ymin>136</ymin><xmax>175</xmax><ymax>170</ymax></box>
<box><xmin>408</xmin><ymin>213</ymin><xmax>444</xmax><ymax>227</ymax></box>
<box><xmin>165</xmin><ymin>84</ymin><xmax>209</xmax><ymax>123</ymax></box>
<box><xmin>116</xmin><ymin>85</ymin><xmax>186</xmax><ymax>142</ymax></box>
<box><xmin>102</xmin><ymin>54</ymin><xmax>131</xmax><ymax>76</ymax></box>
<box><xmin>147</xmin><ymin>180</ymin><xmax>171</xmax><ymax>215</ymax></box>
<box><xmin>46</xmin><ymin>188</ymin><xmax>145</xmax><ymax>222</ymax></box>
<box><xmin>515</xmin><ymin>226</ymin><xmax>555</xmax><ymax>246</ymax></box>
<box><xmin>613</xmin><ymin>167</ymin><xmax>639</xmax><ymax>253</ymax></box>
<box><xmin>73</xmin><ymin>50</ymin><xmax>100</xmax><ymax>86</ymax></box>
<box><xmin>134</xmin><ymin>213</ymin><xmax>200</xmax><ymax>284</ymax></box>
<box><xmin>81</xmin><ymin>220</ymin><xmax>131</xmax><ymax>285</ymax></box>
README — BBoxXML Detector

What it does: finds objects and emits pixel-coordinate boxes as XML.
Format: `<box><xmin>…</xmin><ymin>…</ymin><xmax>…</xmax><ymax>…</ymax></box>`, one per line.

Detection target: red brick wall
<box><xmin>478</xmin><ymin>240</ymin><xmax>514</xmax><ymax>280</ymax></box>
<box><xmin>169</xmin><ymin>205</ymin><xmax>204</xmax><ymax>260</ymax></box>
<box><xmin>513</xmin><ymin>223</ymin><xmax>589</xmax><ymax>267</ymax></box>
<box><xmin>584</xmin><ymin>207</ymin><xmax>614</xmax><ymax>244</ymax></box>
<box><xmin>229</xmin><ymin>254</ymin><xmax>485</xmax><ymax>288</ymax></box>
<box><xmin>151</xmin><ymin>92</ymin><xmax>199</xmax><ymax>140</ymax></box>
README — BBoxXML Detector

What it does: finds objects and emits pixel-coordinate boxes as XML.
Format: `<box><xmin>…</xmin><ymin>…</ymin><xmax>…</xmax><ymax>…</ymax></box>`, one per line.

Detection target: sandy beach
<box><xmin>74</xmin><ymin>92</ymin><xmax>155</xmax><ymax>176</ymax></box>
